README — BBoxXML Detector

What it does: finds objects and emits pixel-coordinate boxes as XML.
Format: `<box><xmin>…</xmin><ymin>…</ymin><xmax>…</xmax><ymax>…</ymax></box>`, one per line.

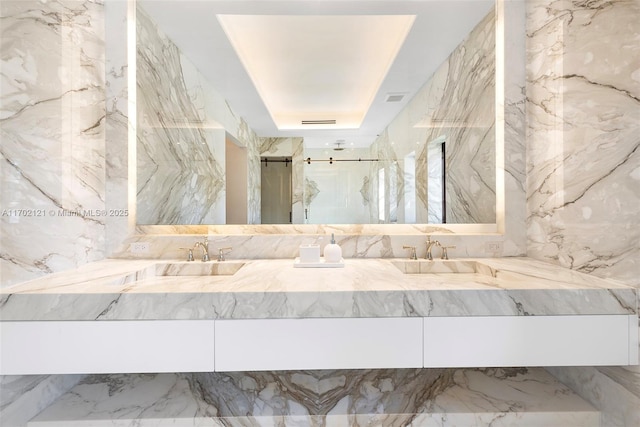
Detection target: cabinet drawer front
<box><xmin>424</xmin><ymin>315</ymin><xmax>634</xmax><ymax>367</ymax></box>
<box><xmin>215</xmin><ymin>317</ymin><xmax>423</xmax><ymax>371</ymax></box>
<box><xmin>0</xmin><ymin>320</ymin><xmax>215</xmax><ymax>375</ymax></box>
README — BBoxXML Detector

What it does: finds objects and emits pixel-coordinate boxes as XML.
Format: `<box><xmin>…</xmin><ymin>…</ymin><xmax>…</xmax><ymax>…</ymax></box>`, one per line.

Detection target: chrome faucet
<box><xmin>217</xmin><ymin>247</ymin><xmax>232</xmax><ymax>262</ymax></box>
<box><xmin>194</xmin><ymin>236</ymin><xmax>210</xmax><ymax>262</ymax></box>
<box><xmin>425</xmin><ymin>236</ymin><xmax>441</xmax><ymax>260</ymax></box>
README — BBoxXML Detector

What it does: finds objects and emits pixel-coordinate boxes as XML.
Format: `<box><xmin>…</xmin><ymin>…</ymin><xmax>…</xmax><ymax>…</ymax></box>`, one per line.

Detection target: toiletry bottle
<box><xmin>324</xmin><ymin>233</ymin><xmax>342</xmax><ymax>263</ymax></box>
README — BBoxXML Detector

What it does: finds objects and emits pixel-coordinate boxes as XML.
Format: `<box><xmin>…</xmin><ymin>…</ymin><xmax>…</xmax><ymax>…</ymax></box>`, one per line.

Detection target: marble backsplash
<box><xmin>114</xmin><ymin>229</ymin><xmax>511</xmax><ymax>262</ymax></box>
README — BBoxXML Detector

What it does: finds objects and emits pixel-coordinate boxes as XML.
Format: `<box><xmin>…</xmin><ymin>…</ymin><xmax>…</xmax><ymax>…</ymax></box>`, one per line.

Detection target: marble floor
<box><xmin>25</xmin><ymin>368</ymin><xmax>599</xmax><ymax>427</ymax></box>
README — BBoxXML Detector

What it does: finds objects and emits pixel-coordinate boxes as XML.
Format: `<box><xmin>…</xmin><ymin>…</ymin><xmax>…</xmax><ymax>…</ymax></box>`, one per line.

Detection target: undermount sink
<box><xmin>155</xmin><ymin>261</ymin><xmax>247</xmax><ymax>276</ymax></box>
<box><xmin>390</xmin><ymin>259</ymin><xmax>492</xmax><ymax>276</ymax></box>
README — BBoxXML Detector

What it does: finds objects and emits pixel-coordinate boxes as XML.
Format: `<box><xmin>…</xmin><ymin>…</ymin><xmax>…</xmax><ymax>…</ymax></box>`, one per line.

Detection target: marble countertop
<box><xmin>0</xmin><ymin>257</ymin><xmax>635</xmax><ymax>321</ymax></box>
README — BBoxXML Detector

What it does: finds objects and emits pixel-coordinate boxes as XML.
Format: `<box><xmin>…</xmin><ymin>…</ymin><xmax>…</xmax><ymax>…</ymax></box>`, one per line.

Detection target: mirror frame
<box><xmin>127</xmin><ymin>0</ymin><xmax>505</xmax><ymax>236</ymax></box>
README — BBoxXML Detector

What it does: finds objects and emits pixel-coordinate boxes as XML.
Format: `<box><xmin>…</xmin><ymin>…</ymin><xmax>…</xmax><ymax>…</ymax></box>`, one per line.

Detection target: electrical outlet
<box><xmin>130</xmin><ymin>242</ymin><xmax>150</xmax><ymax>254</ymax></box>
<box><xmin>485</xmin><ymin>241</ymin><xmax>503</xmax><ymax>253</ymax></box>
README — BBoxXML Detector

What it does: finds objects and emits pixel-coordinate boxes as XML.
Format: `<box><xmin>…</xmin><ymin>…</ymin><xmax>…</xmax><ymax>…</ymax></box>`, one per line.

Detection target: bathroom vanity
<box><xmin>1</xmin><ymin>257</ymin><xmax>637</xmax><ymax>376</ymax></box>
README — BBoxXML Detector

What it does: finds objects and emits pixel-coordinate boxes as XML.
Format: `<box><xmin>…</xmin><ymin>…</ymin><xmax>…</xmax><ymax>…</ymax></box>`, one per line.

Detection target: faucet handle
<box><xmin>402</xmin><ymin>245</ymin><xmax>417</xmax><ymax>260</ymax></box>
<box><xmin>218</xmin><ymin>247</ymin><xmax>232</xmax><ymax>262</ymax></box>
<box><xmin>441</xmin><ymin>245</ymin><xmax>456</xmax><ymax>260</ymax></box>
<box><xmin>180</xmin><ymin>247</ymin><xmax>194</xmax><ymax>262</ymax></box>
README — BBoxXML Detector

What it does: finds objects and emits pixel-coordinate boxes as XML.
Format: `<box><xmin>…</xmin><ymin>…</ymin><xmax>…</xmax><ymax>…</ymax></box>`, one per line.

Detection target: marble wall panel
<box><xmin>525</xmin><ymin>0</ymin><xmax>640</xmax><ymax>425</ymax></box>
<box><xmin>0</xmin><ymin>0</ymin><xmax>107</xmax><ymax>287</ymax></box>
<box><xmin>526</xmin><ymin>0</ymin><xmax>640</xmax><ymax>286</ymax></box>
<box><xmin>1</xmin><ymin>368</ymin><xmax>597</xmax><ymax>425</ymax></box>
<box><xmin>27</xmin><ymin>369</ymin><xmax>597</xmax><ymax>426</ymax></box>
<box><xmin>0</xmin><ymin>374</ymin><xmax>85</xmax><ymax>427</ymax></box>
<box><xmin>195</xmin><ymin>369</ymin><xmax>451</xmax><ymax>420</ymax></box>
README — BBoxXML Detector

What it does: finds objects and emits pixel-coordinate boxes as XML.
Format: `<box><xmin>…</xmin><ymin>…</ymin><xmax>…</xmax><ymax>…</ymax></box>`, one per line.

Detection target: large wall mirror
<box><xmin>133</xmin><ymin>0</ymin><xmax>501</xmax><ymax>230</ymax></box>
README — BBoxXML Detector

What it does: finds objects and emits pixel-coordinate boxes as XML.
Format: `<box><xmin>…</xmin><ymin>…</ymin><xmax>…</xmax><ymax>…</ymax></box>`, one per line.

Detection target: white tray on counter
<box><xmin>293</xmin><ymin>257</ymin><xmax>345</xmax><ymax>268</ymax></box>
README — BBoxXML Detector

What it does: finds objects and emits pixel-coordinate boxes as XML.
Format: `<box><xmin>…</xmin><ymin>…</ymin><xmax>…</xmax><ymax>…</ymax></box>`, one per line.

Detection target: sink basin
<box><xmin>155</xmin><ymin>261</ymin><xmax>246</xmax><ymax>276</ymax></box>
<box><xmin>390</xmin><ymin>259</ymin><xmax>489</xmax><ymax>275</ymax></box>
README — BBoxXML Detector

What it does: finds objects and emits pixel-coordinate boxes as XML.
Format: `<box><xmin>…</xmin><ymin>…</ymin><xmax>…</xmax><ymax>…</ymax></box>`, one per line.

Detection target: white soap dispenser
<box><xmin>323</xmin><ymin>233</ymin><xmax>342</xmax><ymax>263</ymax></box>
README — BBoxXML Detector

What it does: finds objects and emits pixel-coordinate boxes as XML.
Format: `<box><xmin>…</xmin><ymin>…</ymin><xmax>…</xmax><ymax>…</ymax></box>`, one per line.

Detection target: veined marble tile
<box><xmin>547</xmin><ymin>365</ymin><xmax>640</xmax><ymax>427</ymax></box>
<box><xmin>526</xmin><ymin>0</ymin><xmax>640</xmax><ymax>287</ymax></box>
<box><xmin>26</xmin><ymin>369</ymin><xmax>598</xmax><ymax>427</ymax></box>
<box><xmin>26</xmin><ymin>373</ymin><xmax>220</xmax><ymax>427</ymax></box>
<box><xmin>526</xmin><ymin>1</ymin><xmax>640</xmax><ymax>425</ymax></box>
<box><xmin>0</xmin><ymin>374</ymin><xmax>85</xmax><ymax>427</ymax></box>
<box><xmin>0</xmin><ymin>0</ymin><xmax>107</xmax><ymax>288</ymax></box>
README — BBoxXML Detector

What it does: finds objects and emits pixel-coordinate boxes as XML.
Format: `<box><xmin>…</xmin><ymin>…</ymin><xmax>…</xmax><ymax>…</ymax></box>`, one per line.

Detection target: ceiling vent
<box><xmin>385</xmin><ymin>93</ymin><xmax>406</xmax><ymax>103</ymax></box>
<box><xmin>301</xmin><ymin>119</ymin><xmax>337</xmax><ymax>125</ymax></box>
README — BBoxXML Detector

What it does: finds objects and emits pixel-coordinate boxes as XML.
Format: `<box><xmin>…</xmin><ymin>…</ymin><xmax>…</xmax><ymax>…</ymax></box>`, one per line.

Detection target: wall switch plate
<box><xmin>485</xmin><ymin>241</ymin><xmax>503</xmax><ymax>253</ymax></box>
<box><xmin>130</xmin><ymin>242</ymin><xmax>150</xmax><ymax>254</ymax></box>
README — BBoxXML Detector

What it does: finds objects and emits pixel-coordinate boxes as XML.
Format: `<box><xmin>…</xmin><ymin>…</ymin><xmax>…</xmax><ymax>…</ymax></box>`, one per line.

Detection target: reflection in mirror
<box><xmin>260</xmin><ymin>157</ymin><xmax>292</xmax><ymax>224</ymax></box>
<box><xmin>135</xmin><ymin>1</ymin><xmax>497</xmax><ymax>226</ymax></box>
<box><xmin>428</xmin><ymin>137</ymin><xmax>447</xmax><ymax>223</ymax></box>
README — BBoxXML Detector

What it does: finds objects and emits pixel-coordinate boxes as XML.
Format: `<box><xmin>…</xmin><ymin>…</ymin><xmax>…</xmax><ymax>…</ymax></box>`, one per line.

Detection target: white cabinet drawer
<box><xmin>2</xmin><ymin>315</ymin><xmax>634</xmax><ymax>375</ymax></box>
<box><xmin>215</xmin><ymin>317</ymin><xmax>423</xmax><ymax>371</ymax></box>
<box><xmin>0</xmin><ymin>320</ymin><xmax>215</xmax><ymax>375</ymax></box>
<box><xmin>423</xmin><ymin>315</ymin><xmax>636</xmax><ymax>367</ymax></box>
